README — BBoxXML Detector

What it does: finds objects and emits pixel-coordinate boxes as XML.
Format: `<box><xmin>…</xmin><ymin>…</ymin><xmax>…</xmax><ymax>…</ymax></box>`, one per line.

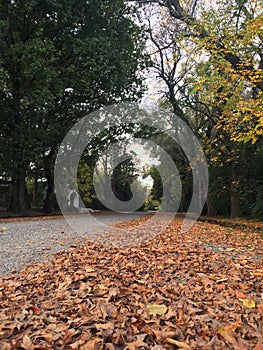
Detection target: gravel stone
<box><xmin>0</xmin><ymin>212</ymin><xmax>146</xmax><ymax>276</ymax></box>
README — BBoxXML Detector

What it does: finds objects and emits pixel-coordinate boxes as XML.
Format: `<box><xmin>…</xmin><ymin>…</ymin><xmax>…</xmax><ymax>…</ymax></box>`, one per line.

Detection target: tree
<box><xmin>134</xmin><ymin>0</ymin><xmax>263</xmax><ymax>141</ymax></box>
<box><xmin>0</xmin><ymin>0</ymin><xmax>147</xmax><ymax>213</ymax></box>
<box><xmin>139</xmin><ymin>6</ymin><xmax>201</xmax><ymax>213</ymax></box>
<box><xmin>181</xmin><ymin>0</ymin><xmax>263</xmax><ymax>216</ymax></box>
<box><xmin>134</xmin><ymin>0</ymin><xmax>263</xmax><ymax>218</ymax></box>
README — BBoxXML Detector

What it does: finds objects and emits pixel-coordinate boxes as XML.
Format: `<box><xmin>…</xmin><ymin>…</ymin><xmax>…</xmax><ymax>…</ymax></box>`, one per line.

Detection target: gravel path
<box><xmin>0</xmin><ymin>212</ymin><xmax>147</xmax><ymax>276</ymax></box>
<box><xmin>2</xmin><ymin>213</ymin><xmax>261</xmax><ymax>277</ymax></box>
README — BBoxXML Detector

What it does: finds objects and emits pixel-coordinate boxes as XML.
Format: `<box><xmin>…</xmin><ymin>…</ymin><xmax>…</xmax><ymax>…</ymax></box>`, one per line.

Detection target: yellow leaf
<box><xmin>147</xmin><ymin>304</ymin><xmax>168</xmax><ymax>316</ymax></box>
<box><xmin>242</xmin><ymin>298</ymin><xmax>256</xmax><ymax>308</ymax></box>
<box><xmin>218</xmin><ymin>326</ymin><xmax>229</xmax><ymax>335</ymax></box>
<box><xmin>136</xmin><ymin>280</ymin><xmax>145</xmax><ymax>284</ymax></box>
<box><xmin>85</xmin><ymin>267</ymin><xmax>95</xmax><ymax>273</ymax></box>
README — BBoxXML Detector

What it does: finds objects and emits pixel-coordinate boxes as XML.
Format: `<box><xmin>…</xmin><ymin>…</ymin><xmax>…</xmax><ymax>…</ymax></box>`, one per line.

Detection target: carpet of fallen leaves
<box><xmin>0</xmin><ymin>216</ymin><xmax>262</xmax><ymax>350</ymax></box>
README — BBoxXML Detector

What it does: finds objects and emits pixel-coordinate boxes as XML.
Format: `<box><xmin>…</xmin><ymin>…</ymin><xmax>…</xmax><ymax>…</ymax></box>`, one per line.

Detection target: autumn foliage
<box><xmin>0</xmin><ymin>216</ymin><xmax>262</xmax><ymax>349</ymax></box>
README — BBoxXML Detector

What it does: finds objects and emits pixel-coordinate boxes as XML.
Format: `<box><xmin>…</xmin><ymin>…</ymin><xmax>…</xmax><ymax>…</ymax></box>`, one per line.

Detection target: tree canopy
<box><xmin>0</xmin><ymin>0</ymin><xmax>147</xmax><ymax>212</ymax></box>
<box><xmin>135</xmin><ymin>0</ymin><xmax>263</xmax><ymax>218</ymax></box>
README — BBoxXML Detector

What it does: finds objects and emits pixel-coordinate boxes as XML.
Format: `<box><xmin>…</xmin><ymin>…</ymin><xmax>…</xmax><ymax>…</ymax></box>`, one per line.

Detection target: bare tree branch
<box><xmin>129</xmin><ymin>0</ymin><xmax>263</xmax><ymax>91</ymax></box>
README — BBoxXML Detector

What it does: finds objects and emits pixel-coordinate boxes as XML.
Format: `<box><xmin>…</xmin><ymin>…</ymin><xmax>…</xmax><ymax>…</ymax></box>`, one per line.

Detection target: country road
<box><xmin>0</xmin><ymin>212</ymin><xmax>148</xmax><ymax>276</ymax></box>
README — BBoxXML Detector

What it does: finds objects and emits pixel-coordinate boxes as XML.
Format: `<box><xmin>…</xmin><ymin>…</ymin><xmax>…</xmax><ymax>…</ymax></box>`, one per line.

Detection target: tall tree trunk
<box><xmin>8</xmin><ymin>179</ymin><xmax>18</xmax><ymax>212</ymax></box>
<box><xmin>8</xmin><ymin>172</ymin><xmax>27</xmax><ymax>213</ymax></box>
<box><xmin>206</xmin><ymin>195</ymin><xmax>217</xmax><ymax>216</ymax></box>
<box><xmin>230</xmin><ymin>166</ymin><xmax>242</xmax><ymax>218</ymax></box>
<box><xmin>32</xmin><ymin>173</ymin><xmax>38</xmax><ymax>206</ymax></box>
<box><xmin>43</xmin><ymin>173</ymin><xmax>54</xmax><ymax>214</ymax></box>
<box><xmin>179</xmin><ymin>190</ymin><xmax>188</xmax><ymax>212</ymax></box>
<box><xmin>43</xmin><ymin>148</ymin><xmax>56</xmax><ymax>214</ymax></box>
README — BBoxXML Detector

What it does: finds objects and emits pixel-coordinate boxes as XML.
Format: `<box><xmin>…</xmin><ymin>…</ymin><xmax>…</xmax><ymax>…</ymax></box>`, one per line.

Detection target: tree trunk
<box><xmin>230</xmin><ymin>166</ymin><xmax>242</xmax><ymax>218</ymax></box>
<box><xmin>8</xmin><ymin>179</ymin><xmax>18</xmax><ymax>212</ymax></box>
<box><xmin>206</xmin><ymin>195</ymin><xmax>217</xmax><ymax>216</ymax></box>
<box><xmin>43</xmin><ymin>148</ymin><xmax>56</xmax><ymax>214</ymax></box>
<box><xmin>32</xmin><ymin>173</ymin><xmax>38</xmax><ymax>206</ymax></box>
<box><xmin>8</xmin><ymin>173</ymin><xmax>27</xmax><ymax>213</ymax></box>
<box><xmin>43</xmin><ymin>176</ymin><xmax>54</xmax><ymax>214</ymax></box>
<box><xmin>179</xmin><ymin>190</ymin><xmax>188</xmax><ymax>212</ymax></box>
<box><xmin>230</xmin><ymin>189</ymin><xmax>241</xmax><ymax>218</ymax></box>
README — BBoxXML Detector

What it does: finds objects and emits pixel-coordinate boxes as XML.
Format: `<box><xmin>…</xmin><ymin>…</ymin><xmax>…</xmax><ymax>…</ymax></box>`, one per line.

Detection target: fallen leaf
<box><xmin>79</xmin><ymin>337</ymin><xmax>102</xmax><ymax>350</ymax></box>
<box><xmin>257</xmin><ymin>304</ymin><xmax>263</xmax><ymax>313</ymax></box>
<box><xmin>124</xmin><ymin>340</ymin><xmax>148</xmax><ymax>349</ymax></box>
<box><xmin>147</xmin><ymin>304</ymin><xmax>168</xmax><ymax>316</ymax></box>
<box><xmin>251</xmin><ymin>270</ymin><xmax>263</xmax><ymax>276</ymax></box>
<box><xmin>47</xmin><ymin>323</ymin><xmax>68</xmax><ymax>333</ymax></box>
<box><xmin>136</xmin><ymin>280</ymin><xmax>145</xmax><ymax>284</ymax></box>
<box><xmin>235</xmin><ymin>290</ymin><xmax>247</xmax><ymax>299</ymax></box>
<box><xmin>216</xmin><ymin>278</ymin><xmax>228</xmax><ymax>283</ymax></box>
<box><xmin>242</xmin><ymin>298</ymin><xmax>256</xmax><ymax>308</ymax></box>
<box><xmin>217</xmin><ymin>325</ymin><xmax>237</xmax><ymax>344</ymax></box>
<box><xmin>165</xmin><ymin>338</ymin><xmax>191</xmax><ymax>349</ymax></box>
<box><xmin>98</xmin><ymin>302</ymin><xmax>118</xmax><ymax>319</ymax></box>
<box><xmin>0</xmin><ymin>215</ymin><xmax>262</xmax><ymax>350</ymax></box>
<box><xmin>96</xmin><ymin>322</ymin><xmax>114</xmax><ymax>330</ymax></box>
<box><xmin>30</xmin><ymin>305</ymin><xmax>41</xmax><ymax>315</ymax></box>
<box><xmin>21</xmin><ymin>334</ymin><xmax>33</xmax><ymax>350</ymax></box>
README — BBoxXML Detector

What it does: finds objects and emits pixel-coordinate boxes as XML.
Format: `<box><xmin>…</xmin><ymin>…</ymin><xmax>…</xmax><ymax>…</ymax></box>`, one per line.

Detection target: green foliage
<box><xmin>26</xmin><ymin>178</ymin><xmax>47</xmax><ymax>208</ymax></box>
<box><xmin>146</xmin><ymin>132</ymin><xmax>190</xmax><ymax>212</ymax></box>
<box><xmin>112</xmin><ymin>159</ymin><xmax>136</xmax><ymax>202</ymax></box>
<box><xmin>206</xmin><ymin>166</ymin><xmax>230</xmax><ymax>216</ymax></box>
<box><xmin>250</xmin><ymin>184</ymin><xmax>263</xmax><ymax>220</ymax></box>
<box><xmin>149</xmin><ymin>166</ymin><xmax>163</xmax><ymax>202</ymax></box>
<box><xmin>77</xmin><ymin>161</ymin><xmax>95</xmax><ymax>205</ymax></box>
<box><xmin>0</xmin><ymin>0</ymin><xmax>148</xmax><ymax>211</ymax></box>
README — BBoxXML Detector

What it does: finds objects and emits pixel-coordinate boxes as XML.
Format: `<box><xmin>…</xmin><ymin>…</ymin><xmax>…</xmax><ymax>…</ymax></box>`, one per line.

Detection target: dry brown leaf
<box><xmin>257</xmin><ymin>304</ymin><xmax>263</xmax><ymax>313</ymax></box>
<box><xmin>0</xmin><ymin>342</ymin><xmax>11</xmax><ymax>350</ymax></box>
<box><xmin>217</xmin><ymin>325</ymin><xmax>237</xmax><ymax>344</ymax></box>
<box><xmin>0</xmin><ymin>321</ymin><xmax>17</xmax><ymax>338</ymax></box>
<box><xmin>154</xmin><ymin>330</ymin><xmax>177</xmax><ymax>340</ymax></box>
<box><xmin>79</xmin><ymin>337</ymin><xmax>102</xmax><ymax>350</ymax></box>
<box><xmin>124</xmin><ymin>340</ymin><xmax>148</xmax><ymax>350</ymax></box>
<box><xmin>96</xmin><ymin>322</ymin><xmax>114</xmax><ymax>330</ymax></box>
<box><xmin>109</xmin><ymin>287</ymin><xmax>119</xmax><ymax>298</ymax></box>
<box><xmin>47</xmin><ymin>322</ymin><xmax>68</xmax><ymax>333</ymax></box>
<box><xmin>98</xmin><ymin>302</ymin><xmax>118</xmax><ymax>319</ymax></box>
<box><xmin>165</xmin><ymin>338</ymin><xmax>191</xmax><ymax>349</ymax></box>
<box><xmin>21</xmin><ymin>334</ymin><xmax>33</xmax><ymax>350</ymax></box>
<box><xmin>0</xmin><ymin>215</ymin><xmax>262</xmax><ymax>350</ymax></box>
<box><xmin>229</xmin><ymin>320</ymin><xmax>240</xmax><ymax>332</ymax></box>
<box><xmin>30</xmin><ymin>305</ymin><xmax>41</xmax><ymax>315</ymax></box>
<box><xmin>235</xmin><ymin>290</ymin><xmax>247</xmax><ymax>299</ymax></box>
<box><xmin>251</xmin><ymin>270</ymin><xmax>263</xmax><ymax>276</ymax></box>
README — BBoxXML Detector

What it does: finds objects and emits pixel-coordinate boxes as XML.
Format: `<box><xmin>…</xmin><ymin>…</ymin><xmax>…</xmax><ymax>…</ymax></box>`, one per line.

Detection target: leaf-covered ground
<box><xmin>0</xmin><ymin>216</ymin><xmax>262</xmax><ymax>350</ymax></box>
